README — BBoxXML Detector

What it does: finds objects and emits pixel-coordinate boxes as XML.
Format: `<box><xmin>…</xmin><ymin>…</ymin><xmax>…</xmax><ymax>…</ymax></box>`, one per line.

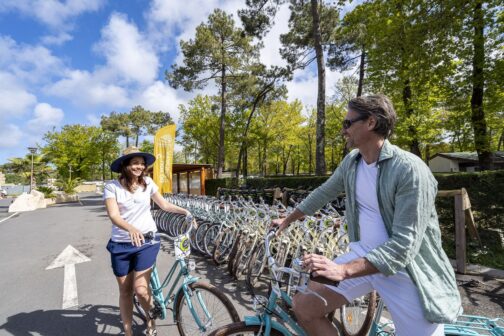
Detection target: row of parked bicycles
<box><xmin>146</xmin><ymin>192</ymin><xmax>504</xmax><ymax>335</ymax></box>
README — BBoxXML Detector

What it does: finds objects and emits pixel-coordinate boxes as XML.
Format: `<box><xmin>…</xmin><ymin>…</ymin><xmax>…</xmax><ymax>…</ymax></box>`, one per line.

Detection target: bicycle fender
<box><xmin>171</xmin><ymin>279</ymin><xmax>200</xmax><ymax>320</ymax></box>
<box><xmin>243</xmin><ymin>316</ymin><xmax>292</xmax><ymax>336</ymax></box>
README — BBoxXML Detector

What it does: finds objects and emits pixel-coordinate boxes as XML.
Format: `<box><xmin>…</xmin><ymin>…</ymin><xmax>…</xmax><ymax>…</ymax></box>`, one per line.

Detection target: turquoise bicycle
<box><xmin>133</xmin><ymin>214</ymin><xmax>240</xmax><ymax>336</ymax></box>
<box><xmin>209</xmin><ymin>229</ymin><xmax>504</xmax><ymax>336</ymax></box>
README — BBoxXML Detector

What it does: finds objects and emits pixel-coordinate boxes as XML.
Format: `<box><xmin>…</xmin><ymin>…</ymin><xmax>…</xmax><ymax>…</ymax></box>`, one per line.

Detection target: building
<box><xmin>428</xmin><ymin>152</ymin><xmax>504</xmax><ymax>172</ymax></box>
<box><xmin>0</xmin><ymin>171</ymin><xmax>5</xmax><ymax>186</ymax></box>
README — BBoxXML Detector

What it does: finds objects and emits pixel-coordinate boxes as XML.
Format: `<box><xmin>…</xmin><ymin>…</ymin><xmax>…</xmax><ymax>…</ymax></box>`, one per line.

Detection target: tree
<box><xmin>101</xmin><ymin>107</ymin><xmax>173</xmax><ymax>148</ymax></box>
<box><xmin>2</xmin><ymin>154</ymin><xmax>52</xmax><ymax>185</ymax></box>
<box><xmin>178</xmin><ymin>95</ymin><xmax>221</xmax><ymax>165</ymax></box>
<box><xmin>240</xmin><ymin>0</ymin><xmax>342</xmax><ymax>175</ymax></box>
<box><xmin>100</xmin><ymin>112</ymin><xmax>133</xmax><ymax>147</ymax></box>
<box><xmin>43</xmin><ymin>125</ymin><xmax>117</xmax><ymax>180</ymax></box>
<box><xmin>167</xmin><ymin>9</ymin><xmax>259</xmax><ymax>177</ymax></box>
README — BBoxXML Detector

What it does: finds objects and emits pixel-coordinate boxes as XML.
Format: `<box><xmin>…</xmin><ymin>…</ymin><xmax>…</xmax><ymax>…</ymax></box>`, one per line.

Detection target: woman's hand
<box><xmin>128</xmin><ymin>227</ymin><xmax>145</xmax><ymax>247</ymax></box>
<box><xmin>302</xmin><ymin>253</ymin><xmax>346</xmax><ymax>282</ymax></box>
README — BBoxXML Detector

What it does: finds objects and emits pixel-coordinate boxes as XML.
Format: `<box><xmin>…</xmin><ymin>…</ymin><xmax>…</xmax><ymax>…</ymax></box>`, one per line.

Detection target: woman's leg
<box><xmin>134</xmin><ymin>268</ymin><xmax>156</xmax><ymax>333</ymax></box>
<box><xmin>116</xmin><ymin>272</ymin><xmax>135</xmax><ymax>336</ymax></box>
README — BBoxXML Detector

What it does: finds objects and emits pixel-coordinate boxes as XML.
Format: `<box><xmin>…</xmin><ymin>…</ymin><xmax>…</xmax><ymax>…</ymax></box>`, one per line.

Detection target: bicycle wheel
<box><xmin>340</xmin><ymin>291</ymin><xmax>377</xmax><ymax>336</ymax></box>
<box><xmin>245</xmin><ymin>243</ymin><xmax>267</xmax><ymax>292</ymax></box>
<box><xmin>209</xmin><ymin>322</ymin><xmax>284</xmax><ymax>336</ymax></box>
<box><xmin>175</xmin><ymin>281</ymin><xmax>240</xmax><ymax>336</ymax></box>
<box><xmin>213</xmin><ymin>229</ymin><xmax>233</xmax><ymax>265</ymax></box>
<box><xmin>194</xmin><ymin>221</ymin><xmax>212</xmax><ymax>255</ymax></box>
<box><xmin>133</xmin><ymin>293</ymin><xmax>147</xmax><ymax>321</ymax></box>
<box><xmin>203</xmin><ymin>223</ymin><xmax>221</xmax><ymax>256</ymax></box>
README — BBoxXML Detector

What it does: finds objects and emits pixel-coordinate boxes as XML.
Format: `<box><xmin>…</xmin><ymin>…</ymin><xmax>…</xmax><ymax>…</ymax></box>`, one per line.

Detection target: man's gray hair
<box><xmin>348</xmin><ymin>94</ymin><xmax>396</xmax><ymax>139</ymax></box>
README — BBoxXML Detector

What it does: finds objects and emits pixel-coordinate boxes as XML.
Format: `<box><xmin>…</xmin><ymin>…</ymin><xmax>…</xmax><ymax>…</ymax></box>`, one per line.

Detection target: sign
<box><xmin>153</xmin><ymin>124</ymin><xmax>176</xmax><ymax>194</ymax></box>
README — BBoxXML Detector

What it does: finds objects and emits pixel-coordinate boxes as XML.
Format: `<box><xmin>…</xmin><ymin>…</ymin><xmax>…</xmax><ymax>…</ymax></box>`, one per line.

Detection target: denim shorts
<box><xmin>106</xmin><ymin>238</ymin><xmax>160</xmax><ymax>277</ymax></box>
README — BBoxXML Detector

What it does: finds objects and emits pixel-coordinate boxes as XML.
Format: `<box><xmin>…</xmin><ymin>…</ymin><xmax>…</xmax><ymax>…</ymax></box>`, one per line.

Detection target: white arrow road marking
<box><xmin>46</xmin><ymin>245</ymin><xmax>90</xmax><ymax>309</ymax></box>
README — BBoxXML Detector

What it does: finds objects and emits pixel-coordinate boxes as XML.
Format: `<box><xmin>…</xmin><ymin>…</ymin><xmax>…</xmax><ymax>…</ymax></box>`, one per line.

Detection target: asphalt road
<box><xmin>0</xmin><ymin>194</ymin><xmax>253</xmax><ymax>336</ymax></box>
<box><xmin>0</xmin><ymin>194</ymin><xmax>502</xmax><ymax>336</ymax></box>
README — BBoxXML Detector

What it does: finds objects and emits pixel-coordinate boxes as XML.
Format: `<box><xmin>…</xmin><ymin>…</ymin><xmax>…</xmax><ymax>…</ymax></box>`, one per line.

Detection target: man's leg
<box><xmin>292</xmin><ymin>281</ymin><xmax>348</xmax><ymax>336</ymax></box>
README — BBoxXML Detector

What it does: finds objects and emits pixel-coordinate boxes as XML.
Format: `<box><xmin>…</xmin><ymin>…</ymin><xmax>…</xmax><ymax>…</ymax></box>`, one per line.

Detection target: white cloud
<box><xmin>136</xmin><ymin>81</ymin><xmax>189</xmax><ymax>124</ymax></box>
<box><xmin>27</xmin><ymin>103</ymin><xmax>64</xmax><ymax>131</ymax></box>
<box><xmin>46</xmin><ymin>69</ymin><xmax>130</xmax><ymax>108</ymax></box>
<box><xmin>0</xmin><ymin>124</ymin><xmax>23</xmax><ymax>148</ymax></box>
<box><xmin>0</xmin><ymin>36</ymin><xmax>66</xmax><ymax>84</ymax></box>
<box><xmin>41</xmin><ymin>32</ymin><xmax>73</xmax><ymax>46</ymax></box>
<box><xmin>0</xmin><ymin>0</ymin><xmax>105</xmax><ymax>29</ymax></box>
<box><xmin>0</xmin><ymin>72</ymin><xmax>37</xmax><ymax>118</ymax></box>
<box><xmin>95</xmin><ymin>13</ymin><xmax>159</xmax><ymax>85</ymax></box>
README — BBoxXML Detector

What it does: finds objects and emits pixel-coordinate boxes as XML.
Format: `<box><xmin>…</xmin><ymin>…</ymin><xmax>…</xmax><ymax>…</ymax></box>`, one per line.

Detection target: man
<box><xmin>272</xmin><ymin>95</ymin><xmax>462</xmax><ymax>336</ymax></box>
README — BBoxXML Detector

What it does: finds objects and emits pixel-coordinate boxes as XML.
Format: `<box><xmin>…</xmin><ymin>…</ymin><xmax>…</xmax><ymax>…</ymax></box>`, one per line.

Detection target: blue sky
<box><xmin>0</xmin><ymin>0</ymin><xmax>355</xmax><ymax>166</ymax></box>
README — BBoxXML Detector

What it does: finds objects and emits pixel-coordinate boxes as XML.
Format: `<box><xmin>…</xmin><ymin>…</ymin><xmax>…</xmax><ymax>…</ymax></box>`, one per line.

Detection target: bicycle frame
<box><xmin>243</xmin><ymin>285</ymin><xmax>306</xmax><ymax>336</ymax></box>
<box><xmin>148</xmin><ymin>233</ymin><xmax>218</xmax><ymax>333</ymax></box>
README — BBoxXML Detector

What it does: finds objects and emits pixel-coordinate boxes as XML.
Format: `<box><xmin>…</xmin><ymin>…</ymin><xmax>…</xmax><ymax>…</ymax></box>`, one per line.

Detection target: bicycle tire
<box><xmin>227</xmin><ymin>232</ymin><xmax>243</xmax><ymax>275</ymax></box>
<box><xmin>231</xmin><ymin>239</ymin><xmax>249</xmax><ymax>278</ymax></box>
<box><xmin>340</xmin><ymin>291</ymin><xmax>377</xmax><ymax>336</ymax></box>
<box><xmin>194</xmin><ymin>221</ymin><xmax>212</xmax><ymax>255</ymax></box>
<box><xmin>212</xmin><ymin>229</ymin><xmax>233</xmax><ymax>265</ymax></box>
<box><xmin>203</xmin><ymin>223</ymin><xmax>221</xmax><ymax>256</ymax></box>
<box><xmin>133</xmin><ymin>293</ymin><xmax>147</xmax><ymax>321</ymax></box>
<box><xmin>245</xmin><ymin>243</ymin><xmax>267</xmax><ymax>292</ymax></box>
<box><xmin>175</xmin><ymin>281</ymin><xmax>240</xmax><ymax>336</ymax></box>
<box><xmin>209</xmin><ymin>322</ymin><xmax>284</xmax><ymax>336</ymax></box>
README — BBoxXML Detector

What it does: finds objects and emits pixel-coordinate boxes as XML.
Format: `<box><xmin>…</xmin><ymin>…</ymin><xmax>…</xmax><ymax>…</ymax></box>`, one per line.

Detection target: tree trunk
<box><xmin>402</xmin><ymin>80</ymin><xmax>422</xmax><ymax>157</ymax></box>
<box><xmin>357</xmin><ymin>49</ymin><xmax>365</xmax><ymax>97</ymax></box>
<box><xmin>471</xmin><ymin>0</ymin><xmax>492</xmax><ymax>170</ymax></box>
<box><xmin>217</xmin><ymin>65</ymin><xmax>227</xmax><ymax>177</ymax></box>
<box><xmin>498</xmin><ymin>131</ymin><xmax>504</xmax><ymax>151</ymax></box>
<box><xmin>243</xmin><ymin>144</ymin><xmax>248</xmax><ymax>179</ymax></box>
<box><xmin>311</xmin><ymin>0</ymin><xmax>326</xmax><ymax>176</ymax></box>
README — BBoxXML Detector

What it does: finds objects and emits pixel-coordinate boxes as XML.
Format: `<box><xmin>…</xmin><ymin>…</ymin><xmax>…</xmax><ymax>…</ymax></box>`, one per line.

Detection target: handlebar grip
<box><xmin>309</xmin><ymin>272</ymin><xmax>340</xmax><ymax>287</ymax></box>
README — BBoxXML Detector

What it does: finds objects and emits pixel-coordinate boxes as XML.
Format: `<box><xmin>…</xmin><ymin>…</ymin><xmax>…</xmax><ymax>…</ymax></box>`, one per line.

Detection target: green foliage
<box><xmin>139</xmin><ymin>140</ymin><xmax>154</xmax><ymax>154</ymax></box>
<box><xmin>101</xmin><ymin>107</ymin><xmax>172</xmax><ymax>148</ymax></box>
<box><xmin>4</xmin><ymin>173</ymin><xmax>24</xmax><ymax>184</ymax></box>
<box><xmin>43</xmin><ymin>125</ymin><xmax>119</xmax><ymax>181</ymax></box>
<box><xmin>36</xmin><ymin>186</ymin><xmax>56</xmax><ymax>199</ymax></box>
<box><xmin>206</xmin><ymin>178</ymin><xmax>240</xmax><ymax>196</ymax></box>
<box><xmin>55</xmin><ymin>178</ymin><xmax>81</xmax><ymax>195</ymax></box>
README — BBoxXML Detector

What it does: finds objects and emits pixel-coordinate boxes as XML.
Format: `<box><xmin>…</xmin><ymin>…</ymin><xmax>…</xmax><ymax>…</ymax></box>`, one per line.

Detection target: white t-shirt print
<box><xmin>104</xmin><ymin>176</ymin><xmax>159</xmax><ymax>242</ymax></box>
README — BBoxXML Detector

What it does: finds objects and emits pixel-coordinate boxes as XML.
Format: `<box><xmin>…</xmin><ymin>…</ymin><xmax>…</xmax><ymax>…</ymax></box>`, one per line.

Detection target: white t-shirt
<box><xmin>355</xmin><ymin>159</ymin><xmax>389</xmax><ymax>252</ymax></box>
<box><xmin>103</xmin><ymin>176</ymin><xmax>159</xmax><ymax>242</ymax></box>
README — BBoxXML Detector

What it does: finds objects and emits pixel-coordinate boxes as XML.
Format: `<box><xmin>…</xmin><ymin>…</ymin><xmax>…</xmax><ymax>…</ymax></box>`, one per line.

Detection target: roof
<box><xmin>431</xmin><ymin>151</ymin><xmax>504</xmax><ymax>163</ymax></box>
<box><xmin>146</xmin><ymin>163</ymin><xmax>213</xmax><ymax>174</ymax></box>
<box><xmin>172</xmin><ymin>163</ymin><xmax>213</xmax><ymax>173</ymax></box>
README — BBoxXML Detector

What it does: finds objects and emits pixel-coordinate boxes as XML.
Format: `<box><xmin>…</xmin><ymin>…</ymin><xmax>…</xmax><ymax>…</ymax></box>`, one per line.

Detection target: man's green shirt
<box><xmin>297</xmin><ymin>140</ymin><xmax>462</xmax><ymax>323</ymax></box>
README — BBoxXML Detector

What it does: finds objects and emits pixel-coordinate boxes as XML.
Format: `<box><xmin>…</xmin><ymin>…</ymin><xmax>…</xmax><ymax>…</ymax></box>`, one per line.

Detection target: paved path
<box><xmin>0</xmin><ymin>194</ymin><xmax>502</xmax><ymax>336</ymax></box>
<box><xmin>0</xmin><ymin>194</ymin><xmax>253</xmax><ymax>336</ymax></box>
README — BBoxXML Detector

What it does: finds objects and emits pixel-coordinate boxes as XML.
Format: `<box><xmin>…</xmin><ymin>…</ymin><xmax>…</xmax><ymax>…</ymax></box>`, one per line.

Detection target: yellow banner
<box><xmin>153</xmin><ymin>124</ymin><xmax>176</xmax><ymax>194</ymax></box>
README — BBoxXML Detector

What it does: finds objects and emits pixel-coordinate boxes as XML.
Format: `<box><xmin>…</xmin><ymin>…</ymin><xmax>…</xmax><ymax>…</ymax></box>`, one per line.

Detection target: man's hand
<box><xmin>270</xmin><ymin>218</ymin><xmax>290</xmax><ymax>235</ymax></box>
<box><xmin>303</xmin><ymin>254</ymin><xmax>346</xmax><ymax>282</ymax></box>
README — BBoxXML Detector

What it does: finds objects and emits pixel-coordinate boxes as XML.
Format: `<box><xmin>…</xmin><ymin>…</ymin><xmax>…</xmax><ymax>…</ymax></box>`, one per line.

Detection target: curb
<box><xmin>450</xmin><ymin>259</ymin><xmax>504</xmax><ymax>279</ymax></box>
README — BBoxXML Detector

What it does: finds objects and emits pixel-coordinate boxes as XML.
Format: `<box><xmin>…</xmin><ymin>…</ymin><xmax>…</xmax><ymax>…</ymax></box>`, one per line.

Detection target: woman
<box><xmin>104</xmin><ymin>146</ymin><xmax>191</xmax><ymax>336</ymax></box>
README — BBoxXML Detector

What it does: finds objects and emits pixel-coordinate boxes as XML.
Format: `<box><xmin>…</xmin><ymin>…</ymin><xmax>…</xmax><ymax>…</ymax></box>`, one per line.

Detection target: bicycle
<box><xmin>133</xmin><ymin>213</ymin><xmax>241</xmax><ymax>336</ymax></box>
<box><xmin>209</xmin><ymin>229</ymin><xmax>504</xmax><ymax>336</ymax></box>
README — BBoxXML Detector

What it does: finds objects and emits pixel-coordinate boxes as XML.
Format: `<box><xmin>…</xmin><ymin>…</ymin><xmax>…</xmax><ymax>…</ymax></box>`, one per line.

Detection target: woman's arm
<box><xmin>105</xmin><ymin>198</ymin><xmax>145</xmax><ymax>246</ymax></box>
<box><xmin>151</xmin><ymin>192</ymin><xmax>191</xmax><ymax>216</ymax></box>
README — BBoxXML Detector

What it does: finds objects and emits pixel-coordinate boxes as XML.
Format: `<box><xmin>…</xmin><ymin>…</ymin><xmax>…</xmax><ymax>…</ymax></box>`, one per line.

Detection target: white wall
<box><xmin>429</xmin><ymin>156</ymin><xmax>460</xmax><ymax>172</ymax></box>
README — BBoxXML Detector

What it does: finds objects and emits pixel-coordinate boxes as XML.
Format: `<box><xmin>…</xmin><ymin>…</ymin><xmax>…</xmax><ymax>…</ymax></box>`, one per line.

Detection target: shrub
<box><xmin>36</xmin><ymin>186</ymin><xmax>56</xmax><ymax>199</ymax></box>
<box><xmin>55</xmin><ymin>178</ymin><xmax>81</xmax><ymax>195</ymax></box>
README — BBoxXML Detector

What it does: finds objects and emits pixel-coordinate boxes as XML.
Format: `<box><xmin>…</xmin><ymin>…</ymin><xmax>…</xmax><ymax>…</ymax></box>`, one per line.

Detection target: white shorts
<box><xmin>328</xmin><ymin>243</ymin><xmax>444</xmax><ymax>336</ymax></box>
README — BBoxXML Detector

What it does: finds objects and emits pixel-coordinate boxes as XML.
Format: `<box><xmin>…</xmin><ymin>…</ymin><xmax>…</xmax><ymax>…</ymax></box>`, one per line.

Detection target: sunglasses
<box><xmin>342</xmin><ymin>115</ymin><xmax>368</xmax><ymax>129</ymax></box>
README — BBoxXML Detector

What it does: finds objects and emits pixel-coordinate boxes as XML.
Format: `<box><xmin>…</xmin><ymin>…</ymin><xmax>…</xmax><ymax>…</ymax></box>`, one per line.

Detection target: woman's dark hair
<box><xmin>119</xmin><ymin>156</ymin><xmax>147</xmax><ymax>193</ymax></box>
<box><xmin>348</xmin><ymin>94</ymin><xmax>397</xmax><ymax>138</ymax></box>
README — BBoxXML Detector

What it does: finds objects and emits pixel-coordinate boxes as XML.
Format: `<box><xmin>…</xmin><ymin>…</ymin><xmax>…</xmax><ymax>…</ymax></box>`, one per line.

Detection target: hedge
<box><xmin>206</xmin><ymin>170</ymin><xmax>504</xmax><ymax>269</ymax></box>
